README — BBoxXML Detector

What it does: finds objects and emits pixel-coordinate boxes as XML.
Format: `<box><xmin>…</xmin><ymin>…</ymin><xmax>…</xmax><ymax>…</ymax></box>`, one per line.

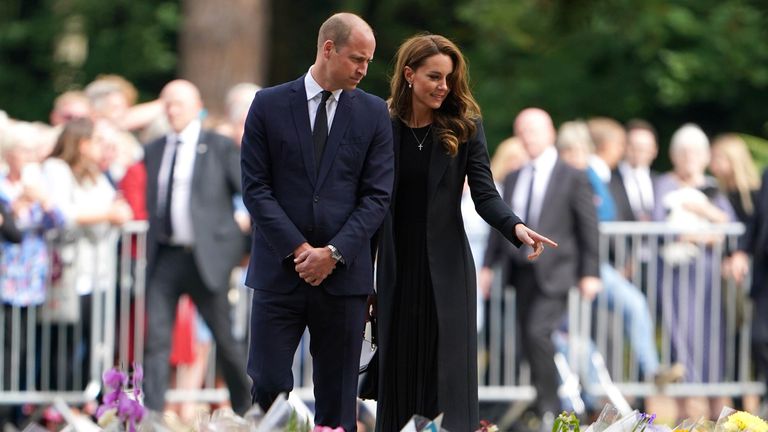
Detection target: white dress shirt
<box><xmin>305</xmin><ymin>67</ymin><xmax>343</xmax><ymax>132</ymax></box>
<box><xmin>513</xmin><ymin>146</ymin><xmax>558</xmax><ymax>228</ymax></box>
<box><xmin>619</xmin><ymin>161</ymin><xmax>654</xmax><ymax>218</ymax></box>
<box><xmin>158</xmin><ymin>119</ymin><xmax>200</xmax><ymax>246</ymax></box>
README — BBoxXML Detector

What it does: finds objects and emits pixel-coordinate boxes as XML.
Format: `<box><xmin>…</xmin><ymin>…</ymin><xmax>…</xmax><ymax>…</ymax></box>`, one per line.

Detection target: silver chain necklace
<box><xmin>409</xmin><ymin>124</ymin><xmax>432</xmax><ymax>151</ymax></box>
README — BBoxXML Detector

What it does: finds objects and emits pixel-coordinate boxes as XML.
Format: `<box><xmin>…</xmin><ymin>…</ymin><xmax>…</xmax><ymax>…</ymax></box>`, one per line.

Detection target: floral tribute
<box><xmin>475</xmin><ymin>419</ymin><xmax>500</xmax><ymax>432</ymax></box>
<box><xmin>549</xmin><ymin>404</ymin><xmax>768</xmax><ymax>432</ymax></box>
<box><xmin>95</xmin><ymin>363</ymin><xmax>145</xmax><ymax>432</ymax></box>
<box><xmin>716</xmin><ymin>408</ymin><xmax>768</xmax><ymax>432</ymax></box>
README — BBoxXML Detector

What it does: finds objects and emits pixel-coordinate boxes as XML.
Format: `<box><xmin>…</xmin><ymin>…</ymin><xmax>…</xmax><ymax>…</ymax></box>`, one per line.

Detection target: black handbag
<box><xmin>358</xmin><ymin>316</ymin><xmax>378</xmax><ymax>400</ymax></box>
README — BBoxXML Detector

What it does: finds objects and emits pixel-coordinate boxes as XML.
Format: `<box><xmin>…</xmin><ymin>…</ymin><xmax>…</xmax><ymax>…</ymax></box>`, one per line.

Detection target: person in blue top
<box><xmin>556</xmin><ymin>120</ymin><xmax>683</xmax><ymax>390</ymax></box>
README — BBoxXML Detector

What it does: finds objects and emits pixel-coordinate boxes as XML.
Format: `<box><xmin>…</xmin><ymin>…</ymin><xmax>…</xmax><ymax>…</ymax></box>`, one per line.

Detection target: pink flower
<box><xmin>313</xmin><ymin>426</ymin><xmax>345</xmax><ymax>432</ymax></box>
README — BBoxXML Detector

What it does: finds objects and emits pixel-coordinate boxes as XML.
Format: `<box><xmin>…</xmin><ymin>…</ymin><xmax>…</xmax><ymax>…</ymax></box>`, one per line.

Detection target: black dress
<box><xmin>379</xmin><ymin>123</ymin><xmax>439</xmax><ymax>431</ymax></box>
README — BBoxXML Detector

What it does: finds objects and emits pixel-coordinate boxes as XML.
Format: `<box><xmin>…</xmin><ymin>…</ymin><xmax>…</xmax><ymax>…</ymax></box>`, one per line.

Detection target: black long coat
<box><xmin>743</xmin><ymin>169</ymin><xmax>768</xmax><ymax>340</ymax></box>
<box><xmin>375</xmin><ymin>119</ymin><xmax>522</xmax><ymax>431</ymax></box>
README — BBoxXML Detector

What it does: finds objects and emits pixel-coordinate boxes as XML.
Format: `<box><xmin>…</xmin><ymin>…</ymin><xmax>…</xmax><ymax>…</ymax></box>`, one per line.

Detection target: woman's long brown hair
<box><xmin>389</xmin><ymin>34</ymin><xmax>481</xmax><ymax>157</ymax></box>
<box><xmin>48</xmin><ymin>118</ymin><xmax>99</xmax><ymax>183</ymax></box>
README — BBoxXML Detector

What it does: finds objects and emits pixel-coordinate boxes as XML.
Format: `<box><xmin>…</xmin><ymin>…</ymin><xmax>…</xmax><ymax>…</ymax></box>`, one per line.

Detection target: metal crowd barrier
<box><xmin>1</xmin><ymin>221</ymin><xmax>762</xmax><ymax>411</ymax></box>
<box><xmin>585</xmin><ymin>221</ymin><xmax>761</xmax><ymax>398</ymax></box>
<box><xmin>478</xmin><ymin>221</ymin><xmax>762</xmax><ymax>406</ymax></box>
<box><xmin>0</xmin><ymin>225</ymin><xmax>120</xmax><ymax>406</ymax></box>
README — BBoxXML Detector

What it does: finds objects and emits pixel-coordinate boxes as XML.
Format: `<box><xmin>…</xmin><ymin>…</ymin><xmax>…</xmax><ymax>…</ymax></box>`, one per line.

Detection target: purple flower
<box><xmin>102</xmin><ymin>368</ymin><xmax>127</xmax><ymax>391</ymax></box>
<box><xmin>126</xmin><ymin>401</ymin><xmax>145</xmax><ymax>432</ymax></box>
<box><xmin>132</xmin><ymin>362</ymin><xmax>143</xmax><ymax>398</ymax></box>
<box><xmin>103</xmin><ymin>386</ymin><xmax>122</xmax><ymax>405</ymax></box>
<box><xmin>117</xmin><ymin>392</ymin><xmax>133</xmax><ymax>420</ymax></box>
<box><xmin>96</xmin><ymin>363</ymin><xmax>146</xmax><ymax>430</ymax></box>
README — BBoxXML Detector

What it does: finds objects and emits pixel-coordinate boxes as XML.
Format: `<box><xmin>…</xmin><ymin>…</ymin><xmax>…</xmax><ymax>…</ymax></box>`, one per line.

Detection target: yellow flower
<box><xmin>722</xmin><ymin>411</ymin><xmax>768</xmax><ymax>432</ymax></box>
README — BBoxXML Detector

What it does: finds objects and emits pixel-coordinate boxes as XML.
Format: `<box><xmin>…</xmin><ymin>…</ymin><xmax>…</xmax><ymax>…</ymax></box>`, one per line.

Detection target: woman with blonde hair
<box><xmin>374</xmin><ymin>34</ymin><xmax>556</xmax><ymax>431</ymax></box>
<box><xmin>709</xmin><ymin>133</ymin><xmax>761</xmax><ymax>224</ymax></box>
<box><xmin>490</xmin><ymin>136</ymin><xmax>529</xmax><ymax>184</ymax></box>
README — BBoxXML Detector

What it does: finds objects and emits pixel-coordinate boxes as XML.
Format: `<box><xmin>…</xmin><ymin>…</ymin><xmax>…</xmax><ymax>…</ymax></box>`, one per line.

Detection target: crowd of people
<box><xmin>475</xmin><ymin>114</ymin><xmax>763</xmax><ymax>424</ymax></box>
<box><xmin>0</xmin><ymin>74</ymin><xmax>260</xmax><ymax>427</ymax></box>
<box><xmin>0</xmin><ymin>10</ymin><xmax>766</xmax><ymax>432</ymax></box>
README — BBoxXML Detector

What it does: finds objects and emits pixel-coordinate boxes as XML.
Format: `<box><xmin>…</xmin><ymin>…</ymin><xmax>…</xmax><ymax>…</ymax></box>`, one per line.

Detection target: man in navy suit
<box><xmin>240</xmin><ymin>12</ymin><xmax>394</xmax><ymax>431</ymax></box>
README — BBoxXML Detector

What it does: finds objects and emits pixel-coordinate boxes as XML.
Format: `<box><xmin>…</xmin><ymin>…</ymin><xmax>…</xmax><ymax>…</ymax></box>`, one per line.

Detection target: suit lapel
<box><xmin>289</xmin><ymin>78</ymin><xmax>316</xmax><ymax>186</ymax></box>
<box><xmin>427</xmin><ymin>132</ymin><xmax>450</xmax><ymax>205</ymax></box>
<box><xmin>191</xmin><ymin>130</ymin><xmax>208</xmax><ymax>194</ymax></box>
<box><xmin>317</xmin><ymin>90</ymin><xmax>353</xmax><ymax>187</ymax></box>
<box><xmin>145</xmin><ymin>139</ymin><xmax>166</xmax><ymax>215</ymax></box>
<box><xmin>538</xmin><ymin>159</ymin><xmax>564</xmax><ymax>228</ymax></box>
<box><xmin>504</xmin><ymin>170</ymin><xmax>520</xmax><ymax>204</ymax></box>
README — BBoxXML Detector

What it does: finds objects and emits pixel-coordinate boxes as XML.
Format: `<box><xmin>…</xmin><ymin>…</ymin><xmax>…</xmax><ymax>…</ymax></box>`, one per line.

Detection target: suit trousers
<box><xmin>143</xmin><ymin>245</ymin><xmax>251</xmax><ymax>414</ymax></box>
<box><xmin>247</xmin><ymin>282</ymin><xmax>367</xmax><ymax>432</ymax></box>
<box><xmin>514</xmin><ymin>266</ymin><xmax>568</xmax><ymax>416</ymax></box>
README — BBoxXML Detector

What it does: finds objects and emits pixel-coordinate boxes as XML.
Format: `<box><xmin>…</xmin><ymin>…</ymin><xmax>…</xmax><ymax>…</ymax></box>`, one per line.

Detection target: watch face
<box><xmin>329</xmin><ymin>246</ymin><xmax>341</xmax><ymax>261</ymax></box>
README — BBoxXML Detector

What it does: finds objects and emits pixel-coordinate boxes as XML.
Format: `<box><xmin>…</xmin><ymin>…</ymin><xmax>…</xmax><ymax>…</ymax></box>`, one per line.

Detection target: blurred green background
<box><xmin>1</xmin><ymin>0</ymin><xmax>767</xmax><ymax>168</ymax></box>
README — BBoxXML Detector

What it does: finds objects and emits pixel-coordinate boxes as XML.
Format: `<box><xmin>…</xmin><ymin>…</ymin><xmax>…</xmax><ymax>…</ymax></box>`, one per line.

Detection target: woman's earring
<box><xmin>408</xmin><ymin>82</ymin><xmax>412</xmax><ymax>88</ymax></box>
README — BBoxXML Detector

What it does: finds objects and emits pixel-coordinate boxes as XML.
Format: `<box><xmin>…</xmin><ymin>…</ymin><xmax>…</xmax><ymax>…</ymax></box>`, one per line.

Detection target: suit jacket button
<box><xmin>313</xmin><ymin>195</ymin><xmax>319</xmax><ymax>203</ymax></box>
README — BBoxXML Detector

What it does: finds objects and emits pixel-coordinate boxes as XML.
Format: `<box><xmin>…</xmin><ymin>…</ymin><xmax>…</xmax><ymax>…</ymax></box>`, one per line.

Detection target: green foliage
<box><xmin>553</xmin><ymin>411</ymin><xmax>580</xmax><ymax>432</ymax></box>
<box><xmin>0</xmin><ymin>0</ymin><xmax>179</xmax><ymax>121</ymax></box>
<box><xmin>2</xmin><ymin>0</ymin><xmax>767</xmax><ymax>161</ymax></box>
<box><xmin>456</xmin><ymin>0</ymin><xmax>768</xmax><ymax>156</ymax></box>
<box><xmin>285</xmin><ymin>409</ymin><xmax>311</xmax><ymax>432</ymax></box>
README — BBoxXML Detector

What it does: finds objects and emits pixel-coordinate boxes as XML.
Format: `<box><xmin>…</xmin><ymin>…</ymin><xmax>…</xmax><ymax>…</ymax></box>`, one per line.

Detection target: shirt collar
<box><xmin>620</xmin><ymin>161</ymin><xmax>650</xmax><ymax>176</ymax></box>
<box><xmin>530</xmin><ymin>146</ymin><xmax>558</xmax><ymax>172</ymax></box>
<box><xmin>304</xmin><ymin>66</ymin><xmax>343</xmax><ymax>103</ymax></box>
<box><xmin>170</xmin><ymin>118</ymin><xmax>202</xmax><ymax>146</ymax></box>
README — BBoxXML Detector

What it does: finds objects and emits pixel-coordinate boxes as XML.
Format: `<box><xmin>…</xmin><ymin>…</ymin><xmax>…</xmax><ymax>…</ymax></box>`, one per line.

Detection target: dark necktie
<box><xmin>524</xmin><ymin>165</ymin><xmax>536</xmax><ymax>225</ymax></box>
<box><xmin>160</xmin><ymin>138</ymin><xmax>181</xmax><ymax>241</ymax></box>
<box><xmin>313</xmin><ymin>90</ymin><xmax>332</xmax><ymax>170</ymax></box>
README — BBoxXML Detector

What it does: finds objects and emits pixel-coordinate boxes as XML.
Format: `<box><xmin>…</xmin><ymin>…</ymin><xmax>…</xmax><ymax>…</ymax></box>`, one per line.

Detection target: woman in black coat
<box><xmin>374</xmin><ymin>34</ymin><xmax>556</xmax><ymax>432</ymax></box>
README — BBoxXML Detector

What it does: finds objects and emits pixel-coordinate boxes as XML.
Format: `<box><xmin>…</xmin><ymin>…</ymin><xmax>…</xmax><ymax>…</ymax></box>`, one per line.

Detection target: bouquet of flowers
<box><xmin>96</xmin><ymin>363</ymin><xmax>145</xmax><ymax>432</ymax></box>
<box><xmin>715</xmin><ymin>407</ymin><xmax>768</xmax><ymax>432</ymax></box>
<box><xmin>552</xmin><ymin>404</ymin><xmax>768</xmax><ymax>432</ymax></box>
<box><xmin>400</xmin><ymin>413</ymin><xmax>447</xmax><ymax>432</ymax></box>
<box><xmin>554</xmin><ymin>412</ymin><xmax>581</xmax><ymax>432</ymax></box>
<box><xmin>558</xmin><ymin>404</ymin><xmax>669</xmax><ymax>432</ymax></box>
<box><xmin>476</xmin><ymin>419</ymin><xmax>500</xmax><ymax>432</ymax></box>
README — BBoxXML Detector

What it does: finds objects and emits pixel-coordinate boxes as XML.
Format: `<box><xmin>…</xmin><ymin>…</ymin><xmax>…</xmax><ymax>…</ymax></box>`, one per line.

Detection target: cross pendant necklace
<box><xmin>409</xmin><ymin>124</ymin><xmax>432</xmax><ymax>151</ymax></box>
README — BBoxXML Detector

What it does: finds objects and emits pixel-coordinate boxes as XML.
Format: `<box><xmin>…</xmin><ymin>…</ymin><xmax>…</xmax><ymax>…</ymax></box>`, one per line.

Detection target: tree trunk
<box><xmin>179</xmin><ymin>0</ymin><xmax>270</xmax><ymax>119</ymax></box>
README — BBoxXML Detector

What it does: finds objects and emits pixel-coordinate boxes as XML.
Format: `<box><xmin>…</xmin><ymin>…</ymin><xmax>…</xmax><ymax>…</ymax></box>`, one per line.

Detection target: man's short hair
<box><xmin>626</xmin><ymin>118</ymin><xmax>657</xmax><ymax>141</ymax></box>
<box><xmin>588</xmin><ymin>117</ymin><xmax>626</xmax><ymax>151</ymax></box>
<box><xmin>317</xmin><ymin>13</ymin><xmax>368</xmax><ymax>50</ymax></box>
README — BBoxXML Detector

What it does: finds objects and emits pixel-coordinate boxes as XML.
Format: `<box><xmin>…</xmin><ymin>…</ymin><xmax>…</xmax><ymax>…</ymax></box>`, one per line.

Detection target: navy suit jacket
<box><xmin>241</xmin><ymin>76</ymin><xmax>394</xmax><ymax>296</ymax></box>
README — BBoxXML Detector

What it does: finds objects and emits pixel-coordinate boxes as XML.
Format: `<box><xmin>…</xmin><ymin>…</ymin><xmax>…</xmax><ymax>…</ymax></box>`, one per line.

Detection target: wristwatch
<box><xmin>327</xmin><ymin>244</ymin><xmax>343</xmax><ymax>263</ymax></box>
